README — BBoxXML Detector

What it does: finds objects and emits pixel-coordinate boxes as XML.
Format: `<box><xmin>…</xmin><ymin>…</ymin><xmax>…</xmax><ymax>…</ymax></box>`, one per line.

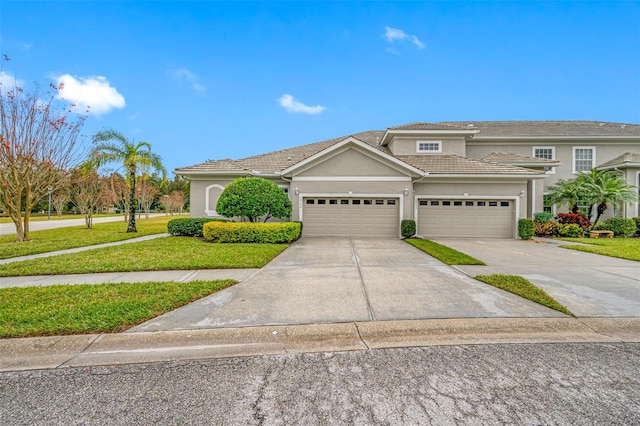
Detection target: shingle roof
<box><xmin>439</xmin><ymin>121</ymin><xmax>640</xmax><ymax>137</ymax></box>
<box><xmin>597</xmin><ymin>152</ymin><xmax>640</xmax><ymax>168</ymax></box>
<box><xmin>482</xmin><ymin>152</ymin><xmax>559</xmax><ymax>165</ymax></box>
<box><xmin>388</xmin><ymin>122</ymin><xmax>475</xmax><ymax>131</ymax></box>
<box><xmin>175</xmin><ymin>131</ymin><xmax>387</xmax><ymax>174</ymax></box>
<box><xmin>396</xmin><ymin>155</ymin><xmax>545</xmax><ymax>175</ymax></box>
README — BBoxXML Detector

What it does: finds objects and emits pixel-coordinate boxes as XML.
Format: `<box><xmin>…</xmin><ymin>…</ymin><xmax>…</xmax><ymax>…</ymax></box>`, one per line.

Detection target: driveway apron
<box><xmin>439</xmin><ymin>239</ymin><xmax>640</xmax><ymax>317</ymax></box>
<box><xmin>131</xmin><ymin>237</ymin><xmax>562</xmax><ymax>332</ymax></box>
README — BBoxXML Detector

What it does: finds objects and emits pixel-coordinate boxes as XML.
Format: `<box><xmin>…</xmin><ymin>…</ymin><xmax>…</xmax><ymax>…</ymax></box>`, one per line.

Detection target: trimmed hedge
<box><xmin>203</xmin><ymin>221</ymin><xmax>302</xmax><ymax>243</ymax></box>
<box><xmin>518</xmin><ymin>218</ymin><xmax>535</xmax><ymax>240</ymax></box>
<box><xmin>401</xmin><ymin>220</ymin><xmax>416</xmax><ymax>238</ymax></box>
<box><xmin>592</xmin><ymin>217</ymin><xmax>637</xmax><ymax>237</ymax></box>
<box><xmin>168</xmin><ymin>218</ymin><xmax>228</xmax><ymax>237</ymax></box>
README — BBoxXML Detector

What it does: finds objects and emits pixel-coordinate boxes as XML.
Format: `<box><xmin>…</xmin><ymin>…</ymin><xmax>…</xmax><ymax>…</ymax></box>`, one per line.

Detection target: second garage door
<box><xmin>303</xmin><ymin>197</ymin><xmax>399</xmax><ymax>237</ymax></box>
<box><xmin>417</xmin><ymin>199</ymin><xmax>514</xmax><ymax>238</ymax></box>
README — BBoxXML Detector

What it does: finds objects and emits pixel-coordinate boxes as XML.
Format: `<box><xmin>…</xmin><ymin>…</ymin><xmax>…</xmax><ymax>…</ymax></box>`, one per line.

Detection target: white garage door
<box><xmin>417</xmin><ymin>199</ymin><xmax>514</xmax><ymax>238</ymax></box>
<box><xmin>303</xmin><ymin>197</ymin><xmax>399</xmax><ymax>237</ymax></box>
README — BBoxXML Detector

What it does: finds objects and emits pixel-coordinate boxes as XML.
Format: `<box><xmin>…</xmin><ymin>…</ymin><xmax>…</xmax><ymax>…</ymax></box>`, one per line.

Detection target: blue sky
<box><xmin>1</xmin><ymin>1</ymin><xmax>639</xmax><ymax>174</ymax></box>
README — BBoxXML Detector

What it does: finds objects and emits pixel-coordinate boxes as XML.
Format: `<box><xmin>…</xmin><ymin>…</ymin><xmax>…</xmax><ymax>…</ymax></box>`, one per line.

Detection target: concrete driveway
<box><xmin>438</xmin><ymin>239</ymin><xmax>640</xmax><ymax>318</ymax></box>
<box><xmin>131</xmin><ymin>237</ymin><xmax>563</xmax><ymax>332</ymax></box>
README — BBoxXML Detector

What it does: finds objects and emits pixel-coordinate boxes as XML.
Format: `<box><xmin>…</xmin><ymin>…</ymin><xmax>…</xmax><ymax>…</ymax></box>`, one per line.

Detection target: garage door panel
<box><xmin>418</xmin><ymin>199</ymin><xmax>513</xmax><ymax>238</ymax></box>
<box><xmin>303</xmin><ymin>197</ymin><xmax>399</xmax><ymax>237</ymax></box>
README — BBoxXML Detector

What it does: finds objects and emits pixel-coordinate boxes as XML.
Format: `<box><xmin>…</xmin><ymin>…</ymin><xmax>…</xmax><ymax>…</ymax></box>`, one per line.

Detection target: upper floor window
<box><xmin>416</xmin><ymin>140</ymin><xmax>442</xmax><ymax>153</ymax></box>
<box><xmin>533</xmin><ymin>146</ymin><xmax>555</xmax><ymax>174</ymax></box>
<box><xmin>573</xmin><ymin>147</ymin><xmax>596</xmax><ymax>174</ymax></box>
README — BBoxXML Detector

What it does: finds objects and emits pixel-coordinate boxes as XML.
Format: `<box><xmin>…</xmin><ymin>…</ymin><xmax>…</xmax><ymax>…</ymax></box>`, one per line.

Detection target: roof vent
<box><xmin>375</xmin><ymin>136</ymin><xmax>380</xmax><ymax>145</ymax></box>
<box><xmin>599</xmin><ymin>122</ymin><xmax>605</xmax><ymax>127</ymax></box>
<box><xmin>467</xmin><ymin>124</ymin><xmax>474</xmax><ymax>127</ymax></box>
<box><xmin>621</xmin><ymin>124</ymin><xmax>626</xmax><ymax>129</ymax></box>
<box><xmin>287</xmin><ymin>156</ymin><xmax>292</xmax><ymax>161</ymax></box>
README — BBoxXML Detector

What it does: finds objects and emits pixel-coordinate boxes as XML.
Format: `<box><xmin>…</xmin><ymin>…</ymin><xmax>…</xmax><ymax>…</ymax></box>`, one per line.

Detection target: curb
<box><xmin>2</xmin><ymin>317</ymin><xmax>639</xmax><ymax>372</ymax></box>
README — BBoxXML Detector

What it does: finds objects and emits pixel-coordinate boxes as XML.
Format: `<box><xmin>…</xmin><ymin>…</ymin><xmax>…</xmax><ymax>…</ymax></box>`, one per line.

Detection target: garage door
<box><xmin>303</xmin><ymin>197</ymin><xmax>399</xmax><ymax>237</ymax></box>
<box><xmin>417</xmin><ymin>199</ymin><xmax>514</xmax><ymax>238</ymax></box>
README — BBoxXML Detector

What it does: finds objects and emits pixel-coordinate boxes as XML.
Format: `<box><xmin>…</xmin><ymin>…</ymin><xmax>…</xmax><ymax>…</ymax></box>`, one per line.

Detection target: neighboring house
<box><xmin>175</xmin><ymin>121</ymin><xmax>640</xmax><ymax>238</ymax></box>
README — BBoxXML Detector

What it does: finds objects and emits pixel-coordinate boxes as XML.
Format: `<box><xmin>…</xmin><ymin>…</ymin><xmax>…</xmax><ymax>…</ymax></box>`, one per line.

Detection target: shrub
<box><xmin>557</xmin><ymin>213</ymin><xmax>591</xmax><ymax>229</ymax></box>
<box><xmin>595</xmin><ymin>217</ymin><xmax>637</xmax><ymax>237</ymax></box>
<box><xmin>559</xmin><ymin>223</ymin><xmax>583</xmax><ymax>238</ymax></box>
<box><xmin>518</xmin><ymin>218</ymin><xmax>535</xmax><ymax>240</ymax></box>
<box><xmin>203</xmin><ymin>221</ymin><xmax>302</xmax><ymax>243</ymax></box>
<box><xmin>634</xmin><ymin>217</ymin><xmax>640</xmax><ymax>236</ymax></box>
<box><xmin>167</xmin><ymin>218</ymin><xmax>227</xmax><ymax>237</ymax></box>
<box><xmin>216</xmin><ymin>177</ymin><xmax>292</xmax><ymax>222</ymax></box>
<box><xmin>533</xmin><ymin>212</ymin><xmax>554</xmax><ymax>223</ymax></box>
<box><xmin>401</xmin><ymin>220</ymin><xmax>416</xmax><ymax>238</ymax></box>
<box><xmin>534</xmin><ymin>220</ymin><xmax>560</xmax><ymax>237</ymax></box>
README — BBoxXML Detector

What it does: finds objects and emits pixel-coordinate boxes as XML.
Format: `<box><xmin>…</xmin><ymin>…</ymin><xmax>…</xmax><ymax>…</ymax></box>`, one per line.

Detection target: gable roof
<box><xmin>597</xmin><ymin>152</ymin><xmax>640</xmax><ymax>169</ymax></box>
<box><xmin>439</xmin><ymin>121</ymin><xmax>640</xmax><ymax>138</ymax></box>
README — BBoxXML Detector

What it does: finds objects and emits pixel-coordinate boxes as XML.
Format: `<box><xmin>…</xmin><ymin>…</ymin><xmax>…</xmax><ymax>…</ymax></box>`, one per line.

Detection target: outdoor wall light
<box><xmin>403</xmin><ymin>188</ymin><xmax>409</xmax><ymax>195</ymax></box>
<box><xmin>294</xmin><ymin>188</ymin><xmax>299</xmax><ymax>195</ymax></box>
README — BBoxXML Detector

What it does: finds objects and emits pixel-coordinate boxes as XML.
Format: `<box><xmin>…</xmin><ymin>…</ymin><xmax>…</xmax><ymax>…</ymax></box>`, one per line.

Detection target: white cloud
<box><xmin>0</xmin><ymin>71</ymin><xmax>24</xmax><ymax>90</ymax></box>
<box><xmin>54</xmin><ymin>74</ymin><xmax>125</xmax><ymax>115</ymax></box>
<box><xmin>383</xmin><ymin>26</ymin><xmax>425</xmax><ymax>49</ymax></box>
<box><xmin>169</xmin><ymin>67</ymin><xmax>206</xmax><ymax>92</ymax></box>
<box><xmin>277</xmin><ymin>94</ymin><xmax>326</xmax><ymax>115</ymax></box>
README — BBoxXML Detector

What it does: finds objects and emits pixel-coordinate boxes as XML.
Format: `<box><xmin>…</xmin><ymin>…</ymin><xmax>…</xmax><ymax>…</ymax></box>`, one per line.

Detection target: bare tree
<box><xmin>106</xmin><ymin>172</ymin><xmax>129</xmax><ymax>220</ymax></box>
<box><xmin>69</xmin><ymin>167</ymin><xmax>109</xmax><ymax>229</ymax></box>
<box><xmin>162</xmin><ymin>190</ymin><xmax>185</xmax><ymax>215</ymax></box>
<box><xmin>0</xmin><ymin>62</ymin><xmax>86</xmax><ymax>241</ymax></box>
<box><xmin>51</xmin><ymin>184</ymin><xmax>71</xmax><ymax>216</ymax></box>
<box><xmin>136</xmin><ymin>175</ymin><xmax>159</xmax><ymax>219</ymax></box>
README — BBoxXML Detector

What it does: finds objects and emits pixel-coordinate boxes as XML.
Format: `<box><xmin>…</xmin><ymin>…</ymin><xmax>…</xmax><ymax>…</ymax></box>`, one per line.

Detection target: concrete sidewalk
<box><xmin>2</xmin><ymin>317</ymin><xmax>639</xmax><ymax>372</ymax></box>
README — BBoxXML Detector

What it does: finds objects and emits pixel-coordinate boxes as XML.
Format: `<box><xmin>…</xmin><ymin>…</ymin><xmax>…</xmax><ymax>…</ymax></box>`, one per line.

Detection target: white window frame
<box><xmin>204</xmin><ymin>184</ymin><xmax>225</xmax><ymax>217</ymax></box>
<box><xmin>572</xmin><ymin>146</ymin><xmax>596</xmax><ymax>174</ymax></box>
<box><xmin>533</xmin><ymin>146</ymin><xmax>556</xmax><ymax>174</ymax></box>
<box><xmin>416</xmin><ymin>140</ymin><xmax>442</xmax><ymax>154</ymax></box>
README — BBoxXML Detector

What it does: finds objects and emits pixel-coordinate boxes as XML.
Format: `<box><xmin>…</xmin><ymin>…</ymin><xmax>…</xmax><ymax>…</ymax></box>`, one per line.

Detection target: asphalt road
<box><xmin>2</xmin><ymin>343</ymin><xmax>638</xmax><ymax>425</ymax></box>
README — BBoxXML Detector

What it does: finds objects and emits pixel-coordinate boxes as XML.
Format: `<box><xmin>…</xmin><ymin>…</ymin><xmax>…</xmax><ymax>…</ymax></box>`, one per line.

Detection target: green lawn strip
<box><xmin>406</xmin><ymin>239</ymin><xmax>485</xmax><ymax>265</ymax></box>
<box><xmin>475</xmin><ymin>274</ymin><xmax>572</xmax><ymax>316</ymax></box>
<box><xmin>0</xmin><ymin>280</ymin><xmax>236</xmax><ymax>338</ymax></box>
<box><xmin>0</xmin><ymin>215</ymin><xmax>186</xmax><ymax>259</ymax></box>
<box><xmin>0</xmin><ymin>237</ymin><xmax>288</xmax><ymax>276</ymax></box>
<box><xmin>558</xmin><ymin>238</ymin><xmax>640</xmax><ymax>262</ymax></box>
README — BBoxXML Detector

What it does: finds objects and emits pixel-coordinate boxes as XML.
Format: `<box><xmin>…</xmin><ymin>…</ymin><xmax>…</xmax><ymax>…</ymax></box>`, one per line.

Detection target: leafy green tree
<box><xmin>546</xmin><ymin>178</ymin><xmax>585</xmax><ymax>214</ymax></box>
<box><xmin>216</xmin><ymin>177</ymin><xmax>292</xmax><ymax>222</ymax></box>
<box><xmin>88</xmin><ymin>129</ymin><xmax>165</xmax><ymax>232</ymax></box>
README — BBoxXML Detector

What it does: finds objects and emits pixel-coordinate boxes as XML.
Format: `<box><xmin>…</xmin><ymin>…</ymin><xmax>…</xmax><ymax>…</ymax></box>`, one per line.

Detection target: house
<box><xmin>175</xmin><ymin>121</ymin><xmax>640</xmax><ymax>238</ymax></box>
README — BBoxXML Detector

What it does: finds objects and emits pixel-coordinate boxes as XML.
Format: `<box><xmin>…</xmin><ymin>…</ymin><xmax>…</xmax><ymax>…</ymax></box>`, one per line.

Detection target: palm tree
<box><xmin>89</xmin><ymin>130</ymin><xmax>166</xmax><ymax>232</ymax></box>
<box><xmin>583</xmin><ymin>170</ymin><xmax>638</xmax><ymax>225</ymax></box>
<box><xmin>546</xmin><ymin>178</ymin><xmax>585</xmax><ymax>214</ymax></box>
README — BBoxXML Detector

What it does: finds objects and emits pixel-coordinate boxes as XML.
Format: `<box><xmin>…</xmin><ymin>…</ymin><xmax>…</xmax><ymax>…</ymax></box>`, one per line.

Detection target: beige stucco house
<box><xmin>175</xmin><ymin>121</ymin><xmax>640</xmax><ymax>238</ymax></box>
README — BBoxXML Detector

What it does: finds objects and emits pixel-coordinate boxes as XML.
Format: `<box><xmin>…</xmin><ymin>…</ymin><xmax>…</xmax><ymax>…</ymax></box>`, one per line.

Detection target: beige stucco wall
<box><xmin>298</xmin><ymin>147</ymin><xmax>406</xmax><ymax>177</ymax></box>
<box><xmin>388</xmin><ymin>136</ymin><xmax>467</xmax><ymax>156</ymax></box>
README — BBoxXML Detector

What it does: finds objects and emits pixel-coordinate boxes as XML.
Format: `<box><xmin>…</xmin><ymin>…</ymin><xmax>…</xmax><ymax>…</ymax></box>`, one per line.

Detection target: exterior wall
<box><xmin>466</xmin><ymin>139</ymin><xmax>640</xmax><ymax>217</ymax></box>
<box><xmin>189</xmin><ymin>176</ymin><xmax>291</xmax><ymax>219</ymax></box>
<box><xmin>299</xmin><ymin>147</ymin><xmax>405</xmax><ymax>177</ymax></box>
<box><xmin>388</xmin><ymin>136</ymin><xmax>467</xmax><ymax>156</ymax></box>
<box><xmin>413</xmin><ymin>179</ymin><xmax>529</xmax><ymax>219</ymax></box>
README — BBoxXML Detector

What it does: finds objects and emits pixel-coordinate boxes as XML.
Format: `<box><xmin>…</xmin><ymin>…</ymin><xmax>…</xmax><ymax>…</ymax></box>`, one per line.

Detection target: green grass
<box><xmin>475</xmin><ymin>274</ymin><xmax>572</xmax><ymax>316</ymax></box>
<box><xmin>558</xmin><ymin>238</ymin><xmax>640</xmax><ymax>262</ymax></box>
<box><xmin>406</xmin><ymin>239</ymin><xmax>486</xmax><ymax>265</ymax></box>
<box><xmin>0</xmin><ymin>215</ymin><xmax>185</xmax><ymax>259</ymax></box>
<box><xmin>0</xmin><ymin>280</ymin><xmax>236</xmax><ymax>338</ymax></box>
<box><xmin>0</xmin><ymin>237</ymin><xmax>288</xmax><ymax>276</ymax></box>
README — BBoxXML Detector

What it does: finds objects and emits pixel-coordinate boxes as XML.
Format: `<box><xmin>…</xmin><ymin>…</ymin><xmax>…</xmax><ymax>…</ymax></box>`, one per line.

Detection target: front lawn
<box><xmin>406</xmin><ymin>239</ymin><xmax>486</xmax><ymax>265</ymax></box>
<box><xmin>0</xmin><ymin>237</ymin><xmax>288</xmax><ymax>276</ymax></box>
<box><xmin>559</xmin><ymin>238</ymin><xmax>640</xmax><ymax>262</ymax></box>
<box><xmin>0</xmin><ymin>280</ymin><xmax>235</xmax><ymax>338</ymax></box>
<box><xmin>475</xmin><ymin>274</ymin><xmax>572</xmax><ymax>316</ymax></box>
<box><xmin>0</xmin><ymin>215</ymin><xmax>185</xmax><ymax>259</ymax></box>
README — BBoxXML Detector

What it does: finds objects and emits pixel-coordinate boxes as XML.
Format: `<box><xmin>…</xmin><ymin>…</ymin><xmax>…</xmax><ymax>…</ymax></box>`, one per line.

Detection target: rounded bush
<box><xmin>559</xmin><ymin>223</ymin><xmax>583</xmax><ymax>238</ymax></box>
<box><xmin>596</xmin><ymin>217</ymin><xmax>636</xmax><ymax>237</ymax></box>
<box><xmin>533</xmin><ymin>212</ymin><xmax>554</xmax><ymax>223</ymax></box>
<box><xmin>401</xmin><ymin>220</ymin><xmax>416</xmax><ymax>238</ymax></box>
<box><xmin>534</xmin><ymin>220</ymin><xmax>559</xmax><ymax>237</ymax></box>
<box><xmin>216</xmin><ymin>177</ymin><xmax>292</xmax><ymax>222</ymax></box>
<box><xmin>557</xmin><ymin>213</ymin><xmax>591</xmax><ymax>229</ymax></box>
